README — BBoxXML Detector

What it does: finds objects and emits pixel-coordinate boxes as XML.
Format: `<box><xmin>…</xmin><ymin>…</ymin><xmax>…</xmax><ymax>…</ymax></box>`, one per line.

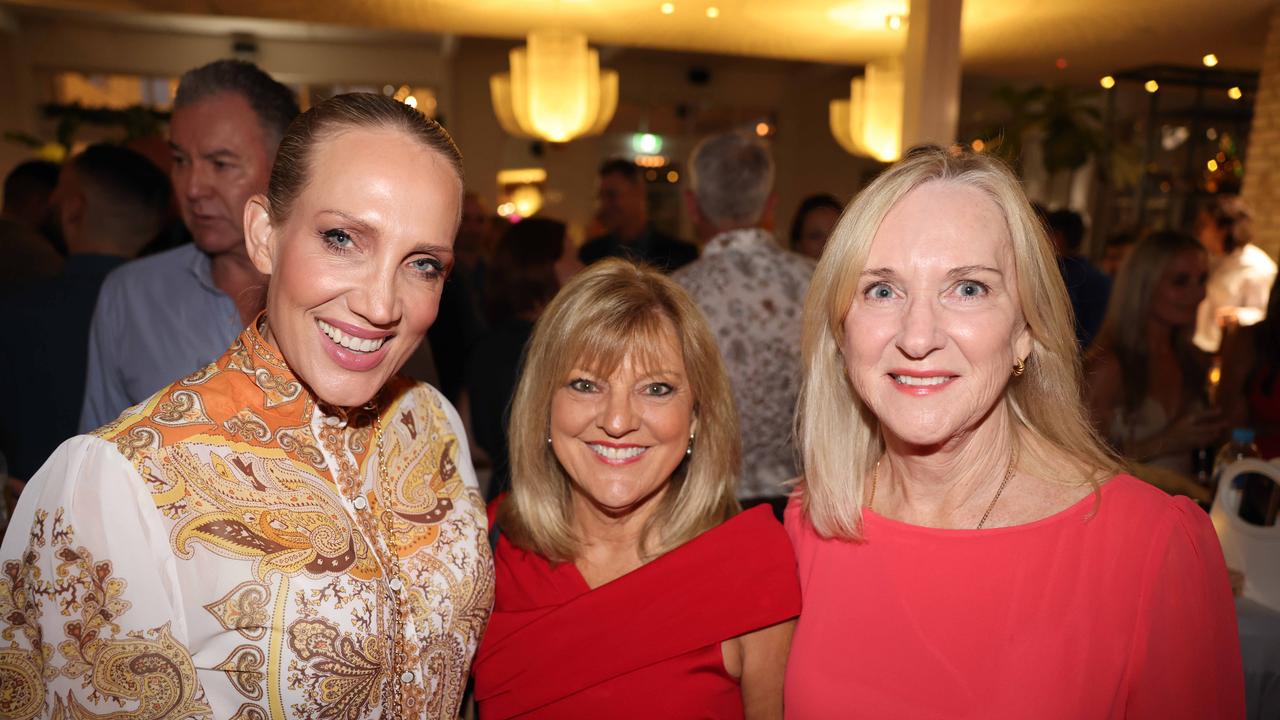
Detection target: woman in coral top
<box><xmin>473</xmin><ymin>260</ymin><xmax>799</xmax><ymax>718</ymax></box>
<box><xmin>785</xmin><ymin>145</ymin><xmax>1244</xmax><ymax>719</ymax></box>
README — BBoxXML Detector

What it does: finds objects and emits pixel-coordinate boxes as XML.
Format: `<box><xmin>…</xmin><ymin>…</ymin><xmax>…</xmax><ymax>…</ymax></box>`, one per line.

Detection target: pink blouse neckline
<box><xmin>859</xmin><ymin>474</ymin><xmax>1127</xmax><ymax>537</ymax></box>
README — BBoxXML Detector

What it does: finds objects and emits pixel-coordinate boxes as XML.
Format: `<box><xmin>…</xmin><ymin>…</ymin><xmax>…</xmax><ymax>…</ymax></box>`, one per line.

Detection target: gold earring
<box><xmin>686</xmin><ymin>432</ymin><xmax>694</xmax><ymax>457</ymax></box>
<box><xmin>1012</xmin><ymin>357</ymin><xmax>1026</xmax><ymax>377</ymax></box>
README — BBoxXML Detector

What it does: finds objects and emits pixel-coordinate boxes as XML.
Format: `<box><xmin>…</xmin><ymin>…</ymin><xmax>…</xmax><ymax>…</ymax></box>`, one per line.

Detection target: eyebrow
<box><xmin>319</xmin><ymin>209</ymin><xmax>456</xmax><ymax>257</ymax></box>
<box><xmin>860</xmin><ymin>265</ymin><xmax>1003</xmax><ymax>280</ymax></box>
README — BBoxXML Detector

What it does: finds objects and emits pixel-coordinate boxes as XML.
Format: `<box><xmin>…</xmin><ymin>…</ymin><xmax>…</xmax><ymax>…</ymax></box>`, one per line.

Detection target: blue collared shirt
<box><xmin>79</xmin><ymin>243</ymin><xmax>244</xmax><ymax>431</ymax></box>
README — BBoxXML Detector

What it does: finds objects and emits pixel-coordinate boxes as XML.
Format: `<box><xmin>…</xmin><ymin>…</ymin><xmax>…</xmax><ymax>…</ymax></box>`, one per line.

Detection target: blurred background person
<box><xmin>1087</xmin><ymin>231</ymin><xmax>1224</xmax><ymax>497</ymax></box>
<box><xmin>475</xmin><ymin>259</ymin><xmax>797</xmax><ymax>717</ymax></box>
<box><xmin>1100</xmin><ymin>230</ymin><xmax>1137</xmax><ymax>277</ymax></box>
<box><xmin>675</xmin><ymin>131</ymin><xmax>814</xmax><ymax>516</ymax></box>
<box><xmin>1220</xmin><ymin>279</ymin><xmax>1280</xmax><ymax>459</ymax></box>
<box><xmin>0</xmin><ymin>144</ymin><xmax>169</xmax><ymax>486</ymax></box>
<box><xmin>1194</xmin><ymin>194</ymin><xmax>1278</xmax><ymax>353</ymax></box>
<box><xmin>466</xmin><ymin>216</ymin><xmax>582</xmax><ymax>500</ymax></box>
<box><xmin>787</xmin><ymin>146</ymin><xmax>1242</xmax><ymax>717</ymax></box>
<box><xmin>1044</xmin><ymin>207</ymin><xmax>1111</xmax><ymax>351</ymax></box>
<box><xmin>79</xmin><ymin>59</ymin><xmax>298</xmax><ymax>430</ymax></box>
<box><xmin>426</xmin><ymin>191</ymin><xmax>488</xmax><ymax>404</ymax></box>
<box><xmin>578</xmin><ymin>158</ymin><xmax>697</xmax><ymax>272</ymax></box>
<box><xmin>0</xmin><ymin>159</ymin><xmax>62</xmax><ymax>284</ymax></box>
<box><xmin>788</xmin><ymin>193</ymin><xmax>842</xmax><ymax>261</ymax></box>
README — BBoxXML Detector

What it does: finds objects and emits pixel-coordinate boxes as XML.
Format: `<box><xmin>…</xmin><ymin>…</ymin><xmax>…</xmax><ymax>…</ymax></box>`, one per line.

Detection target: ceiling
<box><xmin>4</xmin><ymin>0</ymin><xmax>1273</xmax><ymax>79</ymax></box>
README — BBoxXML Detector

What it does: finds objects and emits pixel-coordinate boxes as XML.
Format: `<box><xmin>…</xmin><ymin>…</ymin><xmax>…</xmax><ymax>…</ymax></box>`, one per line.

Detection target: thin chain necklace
<box><xmin>868</xmin><ymin>445</ymin><xmax>1019</xmax><ymax>530</ymax></box>
<box><xmin>369</xmin><ymin>404</ymin><xmax>411</xmax><ymax>720</ymax></box>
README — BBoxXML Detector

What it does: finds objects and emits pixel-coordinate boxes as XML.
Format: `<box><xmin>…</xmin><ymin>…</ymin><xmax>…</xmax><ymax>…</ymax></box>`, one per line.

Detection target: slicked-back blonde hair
<box><xmin>797</xmin><ymin>145</ymin><xmax>1120</xmax><ymax>540</ymax></box>
<box><xmin>498</xmin><ymin>259</ymin><xmax>741</xmax><ymax>561</ymax></box>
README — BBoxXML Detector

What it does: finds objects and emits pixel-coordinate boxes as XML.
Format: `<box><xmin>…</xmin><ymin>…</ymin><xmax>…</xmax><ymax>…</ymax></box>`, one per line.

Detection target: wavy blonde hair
<box><xmin>498</xmin><ymin>259</ymin><xmax>741</xmax><ymax>561</ymax></box>
<box><xmin>796</xmin><ymin>145</ymin><xmax>1120</xmax><ymax>540</ymax></box>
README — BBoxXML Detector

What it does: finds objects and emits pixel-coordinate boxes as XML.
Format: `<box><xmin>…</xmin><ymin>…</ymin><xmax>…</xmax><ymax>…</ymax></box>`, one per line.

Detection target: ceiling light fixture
<box><xmin>829</xmin><ymin>58</ymin><xmax>904</xmax><ymax>162</ymax></box>
<box><xmin>1203</xmin><ymin>53</ymin><xmax>1219</xmax><ymax>67</ymax></box>
<box><xmin>490</xmin><ymin>30</ymin><xmax>619</xmax><ymax>143</ymax></box>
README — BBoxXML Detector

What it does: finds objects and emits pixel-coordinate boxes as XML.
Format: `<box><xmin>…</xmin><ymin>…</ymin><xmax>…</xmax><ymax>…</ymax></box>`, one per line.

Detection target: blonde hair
<box><xmin>498</xmin><ymin>259</ymin><xmax>741</xmax><ymax>561</ymax></box>
<box><xmin>796</xmin><ymin>145</ymin><xmax>1120</xmax><ymax>540</ymax></box>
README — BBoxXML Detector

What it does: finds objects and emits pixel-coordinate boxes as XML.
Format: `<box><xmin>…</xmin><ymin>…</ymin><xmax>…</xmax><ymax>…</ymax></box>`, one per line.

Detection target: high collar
<box><xmin>220</xmin><ymin>313</ymin><xmax>315</xmax><ymax>426</ymax></box>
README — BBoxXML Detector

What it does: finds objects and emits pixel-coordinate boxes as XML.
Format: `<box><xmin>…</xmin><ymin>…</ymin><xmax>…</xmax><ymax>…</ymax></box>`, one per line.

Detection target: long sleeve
<box><xmin>1124</xmin><ymin>499</ymin><xmax>1245</xmax><ymax>719</ymax></box>
<box><xmin>78</xmin><ymin>275</ymin><xmax>131</xmax><ymax>433</ymax></box>
<box><xmin>0</xmin><ymin>435</ymin><xmax>212</xmax><ymax>720</ymax></box>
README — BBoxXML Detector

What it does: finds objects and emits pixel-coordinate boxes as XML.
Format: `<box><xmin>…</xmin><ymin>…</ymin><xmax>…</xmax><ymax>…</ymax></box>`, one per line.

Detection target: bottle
<box><xmin>1214</xmin><ymin>428</ymin><xmax>1277</xmax><ymax>525</ymax></box>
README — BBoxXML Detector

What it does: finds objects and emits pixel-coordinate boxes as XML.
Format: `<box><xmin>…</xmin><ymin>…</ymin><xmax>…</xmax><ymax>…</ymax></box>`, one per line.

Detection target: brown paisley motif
<box><xmin>178</xmin><ymin>363</ymin><xmax>218</xmax><ymax>386</ymax></box>
<box><xmin>0</xmin><ymin>647</ymin><xmax>46</xmax><ymax>720</ymax></box>
<box><xmin>222</xmin><ymin>410</ymin><xmax>271</xmax><ymax>443</ymax></box>
<box><xmin>252</xmin><ymin>368</ymin><xmax>302</xmax><ymax>409</ymax></box>
<box><xmin>68</xmin><ymin>623</ymin><xmax>211</xmax><ymax>719</ymax></box>
<box><xmin>229</xmin><ymin>703</ymin><xmax>269</xmax><ymax>720</ymax></box>
<box><xmin>213</xmin><ymin>644</ymin><xmax>265</xmax><ymax>700</ymax></box>
<box><xmin>287</xmin><ymin>617</ymin><xmax>385</xmax><ymax>720</ymax></box>
<box><xmin>274</xmin><ymin>426</ymin><xmax>327</xmax><ymax>470</ymax></box>
<box><xmin>152</xmin><ymin>389</ymin><xmax>213</xmax><ymax>427</ymax></box>
<box><xmin>112</xmin><ymin>426</ymin><xmax>160</xmax><ymax>462</ymax></box>
<box><xmin>202</xmin><ymin>582</ymin><xmax>270</xmax><ymax>641</ymax></box>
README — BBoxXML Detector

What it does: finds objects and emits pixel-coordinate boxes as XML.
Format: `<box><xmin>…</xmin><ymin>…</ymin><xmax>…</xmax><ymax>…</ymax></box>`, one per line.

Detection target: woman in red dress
<box><xmin>473</xmin><ymin>259</ymin><xmax>799</xmax><ymax>718</ymax></box>
<box><xmin>785</xmin><ymin>145</ymin><xmax>1243</xmax><ymax>718</ymax></box>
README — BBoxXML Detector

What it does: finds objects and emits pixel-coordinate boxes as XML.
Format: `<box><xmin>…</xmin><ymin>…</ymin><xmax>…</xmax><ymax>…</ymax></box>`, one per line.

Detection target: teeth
<box><xmin>588</xmin><ymin>444</ymin><xmax>647</xmax><ymax>461</ymax></box>
<box><xmin>317</xmin><ymin>320</ymin><xmax>387</xmax><ymax>353</ymax></box>
<box><xmin>892</xmin><ymin>374</ymin><xmax>950</xmax><ymax>387</ymax></box>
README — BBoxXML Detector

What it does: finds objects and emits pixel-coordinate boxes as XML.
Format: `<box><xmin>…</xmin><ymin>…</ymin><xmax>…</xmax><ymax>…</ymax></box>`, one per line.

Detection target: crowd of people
<box><xmin>0</xmin><ymin>57</ymin><xmax>1263</xmax><ymax>718</ymax></box>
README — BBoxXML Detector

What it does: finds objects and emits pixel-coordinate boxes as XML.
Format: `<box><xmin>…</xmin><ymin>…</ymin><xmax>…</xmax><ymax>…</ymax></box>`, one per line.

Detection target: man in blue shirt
<box><xmin>578</xmin><ymin>159</ymin><xmax>697</xmax><ymax>273</ymax></box>
<box><xmin>79</xmin><ymin>60</ymin><xmax>299</xmax><ymax>431</ymax></box>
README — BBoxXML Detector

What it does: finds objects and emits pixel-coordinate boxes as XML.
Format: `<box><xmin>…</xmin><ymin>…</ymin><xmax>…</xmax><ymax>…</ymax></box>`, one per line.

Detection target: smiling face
<box><xmin>245</xmin><ymin>126</ymin><xmax>462</xmax><ymax>408</ymax></box>
<box><xmin>171</xmin><ymin>92</ymin><xmax>274</xmax><ymax>257</ymax></box>
<box><xmin>549</xmin><ymin>322</ymin><xmax>696</xmax><ymax>515</ymax></box>
<box><xmin>842</xmin><ymin>181</ymin><xmax>1032</xmax><ymax>449</ymax></box>
<box><xmin>1150</xmin><ymin>248</ymin><xmax>1209</xmax><ymax>328</ymax></box>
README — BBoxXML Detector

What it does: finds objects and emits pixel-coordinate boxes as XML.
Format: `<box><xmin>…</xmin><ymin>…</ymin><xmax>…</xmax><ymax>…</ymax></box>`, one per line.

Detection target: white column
<box><xmin>901</xmin><ymin>0</ymin><xmax>963</xmax><ymax>151</ymax></box>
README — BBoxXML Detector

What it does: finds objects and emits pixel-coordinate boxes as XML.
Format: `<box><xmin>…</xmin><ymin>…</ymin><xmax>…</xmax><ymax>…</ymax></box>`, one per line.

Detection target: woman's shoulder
<box><xmin>1094</xmin><ymin>474</ymin><xmax>1217</xmax><ymax>542</ymax></box>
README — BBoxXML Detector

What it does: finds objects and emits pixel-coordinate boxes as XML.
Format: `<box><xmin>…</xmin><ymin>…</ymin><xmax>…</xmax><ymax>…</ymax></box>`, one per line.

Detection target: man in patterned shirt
<box><xmin>673</xmin><ymin>131</ymin><xmax>816</xmax><ymax>516</ymax></box>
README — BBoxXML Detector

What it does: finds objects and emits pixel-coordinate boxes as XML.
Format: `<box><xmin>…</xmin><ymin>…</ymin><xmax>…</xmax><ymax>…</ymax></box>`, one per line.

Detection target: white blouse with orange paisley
<box><xmin>0</xmin><ymin>320</ymin><xmax>494</xmax><ymax>720</ymax></box>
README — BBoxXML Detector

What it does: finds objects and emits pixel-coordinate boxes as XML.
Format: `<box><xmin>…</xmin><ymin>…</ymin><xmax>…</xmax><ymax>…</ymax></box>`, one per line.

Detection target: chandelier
<box><xmin>829</xmin><ymin>58</ymin><xmax>904</xmax><ymax>162</ymax></box>
<box><xmin>490</xmin><ymin>30</ymin><xmax>619</xmax><ymax>143</ymax></box>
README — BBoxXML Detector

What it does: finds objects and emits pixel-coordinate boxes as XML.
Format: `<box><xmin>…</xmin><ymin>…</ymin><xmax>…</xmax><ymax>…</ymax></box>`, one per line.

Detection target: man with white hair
<box><xmin>673</xmin><ymin>130</ymin><xmax>815</xmax><ymax>514</ymax></box>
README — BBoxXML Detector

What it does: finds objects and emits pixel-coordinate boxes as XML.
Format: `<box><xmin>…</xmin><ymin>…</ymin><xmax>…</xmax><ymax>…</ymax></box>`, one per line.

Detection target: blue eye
<box><xmin>955</xmin><ymin>281</ymin><xmax>988</xmax><ymax>298</ymax></box>
<box><xmin>865</xmin><ymin>283</ymin><xmax>894</xmax><ymax>300</ymax></box>
<box><xmin>321</xmin><ymin>229</ymin><xmax>353</xmax><ymax>250</ymax></box>
<box><xmin>410</xmin><ymin>256</ymin><xmax>444</xmax><ymax>280</ymax></box>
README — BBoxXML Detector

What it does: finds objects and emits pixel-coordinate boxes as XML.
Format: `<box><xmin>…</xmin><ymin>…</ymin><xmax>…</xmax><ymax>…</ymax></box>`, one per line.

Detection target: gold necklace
<box><xmin>868</xmin><ymin>445</ymin><xmax>1019</xmax><ymax>530</ymax></box>
<box><xmin>369</xmin><ymin>405</ymin><xmax>411</xmax><ymax>720</ymax></box>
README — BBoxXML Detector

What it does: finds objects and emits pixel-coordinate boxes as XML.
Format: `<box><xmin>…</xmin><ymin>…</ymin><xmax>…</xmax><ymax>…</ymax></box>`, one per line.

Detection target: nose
<box><xmin>895</xmin><ymin>295</ymin><xmax>945</xmax><ymax>360</ymax></box>
<box><xmin>180</xmin><ymin>161</ymin><xmax>211</xmax><ymax>202</ymax></box>
<box><xmin>598</xmin><ymin>384</ymin><xmax>640</xmax><ymax>438</ymax></box>
<box><xmin>350</xmin><ymin>260</ymin><xmax>400</xmax><ymax>327</ymax></box>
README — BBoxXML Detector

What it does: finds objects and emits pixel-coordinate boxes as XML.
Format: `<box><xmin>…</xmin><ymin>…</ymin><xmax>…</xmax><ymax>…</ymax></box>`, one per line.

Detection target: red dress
<box><xmin>474</xmin><ymin>505</ymin><xmax>800</xmax><ymax>718</ymax></box>
<box><xmin>784</xmin><ymin>475</ymin><xmax>1244</xmax><ymax>719</ymax></box>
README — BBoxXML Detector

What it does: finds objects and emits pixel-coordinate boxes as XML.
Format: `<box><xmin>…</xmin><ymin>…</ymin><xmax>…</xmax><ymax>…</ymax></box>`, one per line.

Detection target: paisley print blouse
<box><xmin>0</xmin><ymin>320</ymin><xmax>494</xmax><ymax>719</ymax></box>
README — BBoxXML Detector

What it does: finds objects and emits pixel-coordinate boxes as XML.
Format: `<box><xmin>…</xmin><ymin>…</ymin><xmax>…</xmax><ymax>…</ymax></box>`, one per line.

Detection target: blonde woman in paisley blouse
<box><xmin>0</xmin><ymin>93</ymin><xmax>494</xmax><ymax>720</ymax></box>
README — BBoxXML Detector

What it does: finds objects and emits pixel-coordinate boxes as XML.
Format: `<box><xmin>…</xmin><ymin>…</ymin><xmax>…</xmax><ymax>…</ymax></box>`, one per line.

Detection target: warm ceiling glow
<box><xmin>660</xmin><ymin>2</ymin><xmax>674</xmax><ymax>14</ymax></box>
<box><xmin>886</xmin><ymin>14</ymin><xmax>903</xmax><ymax>30</ymax></box>
<box><xmin>1208</xmin><ymin>158</ymin><xmax>1219</xmax><ymax>172</ymax></box>
<box><xmin>497</xmin><ymin>167</ymin><xmax>548</xmax><ymax>185</ymax></box>
<box><xmin>1100</xmin><ymin>75</ymin><xmax>1116</xmax><ymax>89</ymax></box>
<box><xmin>404</xmin><ymin>95</ymin><xmax>418</xmax><ymax>108</ymax></box>
<box><xmin>1228</xmin><ymin>86</ymin><xmax>1243</xmax><ymax>100</ymax></box>
<box><xmin>635</xmin><ymin>154</ymin><xmax>668</xmax><ymax>167</ymax></box>
<box><xmin>1144</xmin><ymin>80</ymin><xmax>1159</xmax><ymax>93</ymax></box>
<box><xmin>706</xmin><ymin>6</ymin><xmax>720</xmax><ymax>18</ymax></box>
<box><xmin>1203</xmin><ymin>53</ymin><xmax>1219</xmax><ymax>67</ymax></box>
<box><xmin>827</xmin><ymin>2</ymin><xmax>909</xmax><ymax>31</ymax></box>
<box><xmin>755</xmin><ymin>121</ymin><xmax>771</xmax><ymax>136</ymax></box>
<box><xmin>829</xmin><ymin>58</ymin><xmax>903</xmax><ymax>162</ymax></box>
<box><xmin>490</xmin><ymin>30</ymin><xmax>619</xmax><ymax>143</ymax></box>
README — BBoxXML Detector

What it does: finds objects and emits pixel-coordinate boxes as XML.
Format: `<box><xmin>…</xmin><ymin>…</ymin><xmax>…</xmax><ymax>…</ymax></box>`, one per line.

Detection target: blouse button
<box><xmin>324</xmin><ymin>415</ymin><xmax>344</xmax><ymax>427</ymax></box>
<box><xmin>400</xmin><ymin>670</ymin><xmax>415</xmax><ymax>684</ymax></box>
<box><xmin>389</xmin><ymin>577</ymin><xmax>404</xmax><ymax>592</ymax></box>
<box><xmin>352</xmin><ymin>496</ymin><xmax>368</xmax><ymax>511</ymax></box>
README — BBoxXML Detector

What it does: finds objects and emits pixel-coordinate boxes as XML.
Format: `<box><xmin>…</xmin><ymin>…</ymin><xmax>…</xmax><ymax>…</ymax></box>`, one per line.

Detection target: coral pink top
<box><xmin>784</xmin><ymin>475</ymin><xmax>1244</xmax><ymax>719</ymax></box>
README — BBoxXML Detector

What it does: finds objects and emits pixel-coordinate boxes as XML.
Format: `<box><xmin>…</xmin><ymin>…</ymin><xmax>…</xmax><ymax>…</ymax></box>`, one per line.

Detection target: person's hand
<box><xmin>1162</xmin><ymin>407</ymin><xmax>1227</xmax><ymax>455</ymax></box>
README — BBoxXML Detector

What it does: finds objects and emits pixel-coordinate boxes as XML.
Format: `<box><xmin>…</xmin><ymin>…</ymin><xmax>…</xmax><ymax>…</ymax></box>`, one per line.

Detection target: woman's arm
<box><xmin>726</xmin><ymin>619</ymin><xmax>796</xmax><ymax>720</ymax></box>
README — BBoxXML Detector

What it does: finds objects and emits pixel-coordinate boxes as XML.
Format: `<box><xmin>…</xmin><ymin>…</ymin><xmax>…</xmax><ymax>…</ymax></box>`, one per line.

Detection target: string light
<box><xmin>1144</xmin><ymin>80</ymin><xmax>1159</xmax><ymax>93</ymax></box>
<box><xmin>1100</xmin><ymin>76</ymin><xmax>1116</xmax><ymax>90</ymax></box>
<box><xmin>1228</xmin><ymin>86</ymin><xmax>1243</xmax><ymax>100</ymax></box>
<box><xmin>1203</xmin><ymin>54</ymin><xmax>1219</xmax><ymax>67</ymax></box>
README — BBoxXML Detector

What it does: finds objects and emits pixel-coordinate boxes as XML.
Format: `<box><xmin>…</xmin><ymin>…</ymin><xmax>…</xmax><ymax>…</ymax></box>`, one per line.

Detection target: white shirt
<box><xmin>1194</xmin><ymin>243</ymin><xmax>1278</xmax><ymax>352</ymax></box>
